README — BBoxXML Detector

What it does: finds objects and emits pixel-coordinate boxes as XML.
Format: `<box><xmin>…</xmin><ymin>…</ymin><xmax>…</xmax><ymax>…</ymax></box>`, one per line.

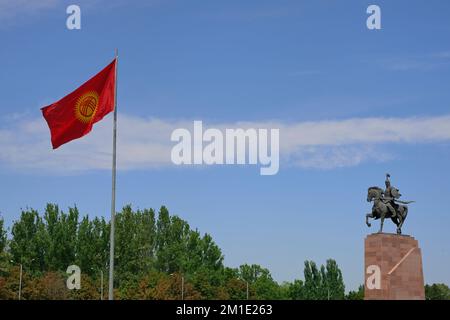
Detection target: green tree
<box><xmin>69</xmin><ymin>273</ymin><xmax>101</xmax><ymax>300</ymax></box>
<box><xmin>10</xmin><ymin>208</ymin><xmax>46</xmax><ymax>272</ymax></box>
<box><xmin>222</xmin><ymin>278</ymin><xmax>248</xmax><ymax>300</ymax></box>
<box><xmin>75</xmin><ymin>215</ymin><xmax>109</xmax><ymax>277</ymax></box>
<box><xmin>303</xmin><ymin>260</ymin><xmax>322</xmax><ymax>299</ymax></box>
<box><xmin>425</xmin><ymin>283</ymin><xmax>450</xmax><ymax>300</ymax></box>
<box><xmin>136</xmin><ymin>271</ymin><xmax>201</xmax><ymax>300</ymax></box>
<box><xmin>115</xmin><ymin>205</ymin><xmax>156</xmax><ymax>285</ymax></box>
<box><xmin>155</xmin><ymin>206</ymin><xmax>176</xmax><ymax>273</ymax></box>
<box><xmin>287</xmin><ymin>279</ymin><xmax>305</xmax><ymax>300</ymax></box>
<box><xmin>0</xmin><ymin>217</ymin><xmax>8</xmax><ymax>274</ymax></box>
<box><xmin>238</xmin><ymin>264</ymin><xmax>282</xmax><ymax>299</ymax></box>
<box><xmin>0</xmin><ymin>217</ymin><xmax>6</xmax><ymax>254</ymax></box>
<box><xmin>192</xmin><ymin>234</ymin><xmax>224</xmax><ymax>290</ymax></box>
<box><xmin>253</xmin><ymin>274</ymin><xmax>283</xmax><ymax>299</ymax></box>
<box><xmin>0</xmin><ymin>276</ymin><xmax>16</xmax><ymax>299</ymax></box>
<box><xmin>303</xmin><ymin>259</ymin><xmax>345</xmax><ymax>300</ymax></box>
<box><xmin>239</xmin><ymin>264</ymin><xmax>268</xmax><ymax>284</ymax></box>
<box><xmin>346</xmin><ymin>284</ymin><xmax>364</xmax><ymax>300</ymax></box>
<box><xmin>0</xmin><ymin>265</ymin><xmax>23</xmax><ymax>299</ymax></box>
<box><xmin>322</xmin><ymin>259</ymin><xmax>345</xmax><ymax>299</ymax></box>
<box><xmin>3</xmin><ymin>204</ymin><xmax>352</xmax><ymax>300</ymax></box>
<box><xmin>41</xmin><ymin>204</ymin><xmax>78</xmax><ymax>271</ymax></box>
<box><xmin>154</xmin><ymin>206</ymin><xmax>224</xmax><ymax>281</ymax></box>
<box><xmin>23</xmin><ymin>271</ymin><xmax>67</xmax><ymax>300</ymax></box>
<box><xmin>278</xmin><ymin>282</ymin><xmax>292</xmax><ymax>300</ymax></box>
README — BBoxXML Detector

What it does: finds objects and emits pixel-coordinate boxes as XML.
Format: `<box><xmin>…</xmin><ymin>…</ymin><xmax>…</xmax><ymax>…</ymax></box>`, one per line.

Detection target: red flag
<box><xmin>42</xmin><ymin>59</ymin><xmax>116</xmax><ymax>149</ymax></box>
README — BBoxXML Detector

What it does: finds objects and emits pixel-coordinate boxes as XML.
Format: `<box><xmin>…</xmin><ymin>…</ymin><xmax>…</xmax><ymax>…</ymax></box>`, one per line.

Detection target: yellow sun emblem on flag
<box><xmin>75</xmin><ymin>91</ymin><xmax>99</xmax><ymax>123</ymax></box>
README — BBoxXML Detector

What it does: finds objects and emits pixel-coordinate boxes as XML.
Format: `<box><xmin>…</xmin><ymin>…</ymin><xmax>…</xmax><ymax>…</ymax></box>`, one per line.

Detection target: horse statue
<box><xmin>365</xmin><ymin>174</ymin><xmax>414</xmax><ymax>234</ymax></box>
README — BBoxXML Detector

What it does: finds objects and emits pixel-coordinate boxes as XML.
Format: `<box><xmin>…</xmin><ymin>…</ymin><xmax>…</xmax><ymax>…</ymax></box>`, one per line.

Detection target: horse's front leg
<box><xmin>396</xmin><ymin>215</ymin><xmax>403</xmax><ymax>234</ymax></box>
<box><xmin>366</xmin><ymin>213</ymin><xmax>373</xmax><ymax>227</ymax></box>
<box><xmin>378</xmin><ymin>213</ymin><xmax>385</xmax><ymax>233</ymax></box>
<box><xmin>397</xmin><ymin>207</ymin><xmax>407</xmax><ymax>234</ymax></box>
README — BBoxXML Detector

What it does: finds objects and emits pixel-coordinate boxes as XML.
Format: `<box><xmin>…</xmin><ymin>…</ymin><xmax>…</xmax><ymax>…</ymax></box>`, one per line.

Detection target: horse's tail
<box><xmin>396</xmin><ymin>200</ymin><xmax>415</xmax><ymax>204</ymax></box>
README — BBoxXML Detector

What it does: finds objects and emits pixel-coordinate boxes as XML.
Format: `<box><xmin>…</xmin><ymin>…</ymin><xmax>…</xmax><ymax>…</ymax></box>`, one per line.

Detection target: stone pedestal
<box><xmin>364</xmin><ymin>233</ymin><xmax>425</xmax><ymax>300</ymax></box>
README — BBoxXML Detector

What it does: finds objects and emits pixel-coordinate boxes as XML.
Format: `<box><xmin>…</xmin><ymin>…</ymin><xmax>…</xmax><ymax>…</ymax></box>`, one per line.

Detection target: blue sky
<box><xmin>0</xmin><ymin>0</ymin><xmax>450</xmax><ymax>291</ymax></box>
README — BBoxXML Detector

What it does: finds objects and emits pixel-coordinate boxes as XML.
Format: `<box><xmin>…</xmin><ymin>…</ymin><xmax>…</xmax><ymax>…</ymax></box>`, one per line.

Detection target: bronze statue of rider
<box><xmin>382</xmin><ymin>173</ymin><xmax>398</xmax><ymax>219</ymax></box>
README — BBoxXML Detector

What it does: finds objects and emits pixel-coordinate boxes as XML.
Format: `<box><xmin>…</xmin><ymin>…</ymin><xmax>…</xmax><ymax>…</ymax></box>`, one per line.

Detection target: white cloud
<box><xmin>288</xmin><ymin>146</ymin><xmax>393</xmax><ymax>170</ymax></box>
<box><xmin>278</xmin><ymin>116</ymin><xmax>450</xmax><ymax>147</ymax></box>
<box><xmin>1</xmin><ymin>114</ymin><xmax>450</xmax><ymax>173</ymax></box>
<box><xmin>0</xmin><ymin>114</ymin><xmax>178</xmax><ymax>173</ymax></box>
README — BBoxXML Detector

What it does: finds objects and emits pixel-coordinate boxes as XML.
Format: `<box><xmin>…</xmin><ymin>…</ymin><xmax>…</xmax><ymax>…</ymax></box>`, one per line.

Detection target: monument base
<box><xmin>364</xmin><ymin>233</ymin><xmax>425</xmax><ymax>300</ymax></box>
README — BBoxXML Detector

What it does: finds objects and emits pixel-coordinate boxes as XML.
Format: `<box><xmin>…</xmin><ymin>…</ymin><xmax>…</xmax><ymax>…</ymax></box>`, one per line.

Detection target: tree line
<box><xmin>0</xmin><ymin>204</ymin><xmax>447</xmax><ymax>299</ymax></box>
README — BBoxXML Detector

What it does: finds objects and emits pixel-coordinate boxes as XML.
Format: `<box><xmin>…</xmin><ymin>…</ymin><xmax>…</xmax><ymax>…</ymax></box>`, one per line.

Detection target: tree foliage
<box><xmin>1</xmin><ymin>204</ymin><xmax>228</xmax><ymax>299</ymax></box>
<box><xmin>303</xmin><ymin>259</ymin><xmax>345</xmax><ymax>300</ymax></box>
<box><xmin>0</xmin><ymin>203</ymin><xmax>397</xmax><ymax>300</ymax></box>
<box><xmin>0</xmin><ymin>217</ymin><xmax>6</xmax><ymax>254</ymax></box>
<box><xmin>346</xmin><ymin>284</ymin><xmax>364</xmax><ymax>300</ymax></box>
<box><xmin>425</xmin><ymin>283</ymin><xmax>450</xmax><ymax>300</ymax></box>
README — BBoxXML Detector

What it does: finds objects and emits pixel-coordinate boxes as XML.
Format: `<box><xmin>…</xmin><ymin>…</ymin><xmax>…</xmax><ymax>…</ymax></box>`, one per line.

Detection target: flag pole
<box><xmin>108</xmin><ymin>49</ymin><xmax>118</xmax><ymax>300</ymax></box>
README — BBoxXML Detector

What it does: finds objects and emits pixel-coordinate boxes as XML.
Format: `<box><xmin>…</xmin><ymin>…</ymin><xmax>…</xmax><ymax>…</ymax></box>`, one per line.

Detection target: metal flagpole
<box><xmin>108</xmin><ymin>49</ymin><xmax>118</xmax><ymax>300</ymax></box>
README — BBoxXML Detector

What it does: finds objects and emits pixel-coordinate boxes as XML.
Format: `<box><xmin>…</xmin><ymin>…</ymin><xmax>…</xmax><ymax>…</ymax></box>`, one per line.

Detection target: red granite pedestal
<box><xmin>364</xmin><ymin>233</ymin><xmax>425</xmax><ymax>300</ymax></box>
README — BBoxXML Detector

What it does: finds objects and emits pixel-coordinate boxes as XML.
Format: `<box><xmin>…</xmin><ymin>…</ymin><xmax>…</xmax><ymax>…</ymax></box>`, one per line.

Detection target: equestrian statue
<box><xmin>366</xmin><ymin>174</ymin><xmax>414</xmax><ymax>234</ymax></box>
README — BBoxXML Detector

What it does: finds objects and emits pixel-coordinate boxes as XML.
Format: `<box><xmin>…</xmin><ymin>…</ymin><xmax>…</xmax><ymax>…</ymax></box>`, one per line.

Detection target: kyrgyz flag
<box><xmin>42</xmin><ymin>59</ymin><xmax>116</xmax><ymax>149</ymax></box>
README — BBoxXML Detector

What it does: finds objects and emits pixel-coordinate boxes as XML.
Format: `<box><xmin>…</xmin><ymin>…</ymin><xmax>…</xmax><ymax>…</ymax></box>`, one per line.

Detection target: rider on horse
<box><xmin>366</xmin><ymin>173</ymin><xmax>414</xmax><ymax>234</ymax></box>
<box><xmin>382</xmin><ymin>173</ymin><xmax>398</xmax><ymax>219</ymax></box>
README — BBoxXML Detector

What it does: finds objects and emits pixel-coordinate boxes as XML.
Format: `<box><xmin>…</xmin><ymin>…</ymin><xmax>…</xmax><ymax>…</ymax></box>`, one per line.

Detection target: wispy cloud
<box><xmin>432</xmin><ymin>51</ymin><xmax>450</xmax><ymax>59</ymax></box>
<box><xmin>1</xmin><ymin>113</ymin><xmax>450</xmax><ymax>173</ymax></box>
<box><xmin>382</xmin><ymin>51</ymin><xmax>450</xmax><ymax>72</ymax></box>
<box><xmin>288</xmin><ymin>70</ymin><xmax>321</xmax><ymax>77</ymax></box>
<box><xmin>289</xmin><ymin>145</ymin><xmax>393</xmax><ymax>169</ymax></box>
